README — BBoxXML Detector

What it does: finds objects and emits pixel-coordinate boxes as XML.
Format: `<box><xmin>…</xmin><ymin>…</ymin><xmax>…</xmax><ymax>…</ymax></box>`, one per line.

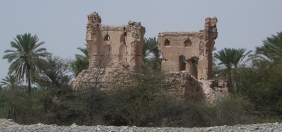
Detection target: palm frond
<box><xmin>251</xmin><ymin>32</ymin><xmax>282</xmax><ymax>63</ymax></box>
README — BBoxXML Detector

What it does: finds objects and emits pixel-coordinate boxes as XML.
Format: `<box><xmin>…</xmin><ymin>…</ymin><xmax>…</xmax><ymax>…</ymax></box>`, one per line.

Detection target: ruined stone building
<box><xmin>157</xmin><ymin>18</ymin><xmax>225</xmax><ymax>102</ymax></box>
<box><xmin>158</xmin><ymin>17</ymin><xmax>218</xmax><ymax>80</ymax></box>
<box><xmin>73</xmin><ymin>12</ymin><xmax>145</xmax><ymax>89</ymax></box>
<box><xmin>86</xmin><ymin>12</ymin><xmax>145</xmax><ymax>71</ymax></box>
<box><xmin>73</xmin><ymin>12</ymin><xmax>227</xmax><ymax>103</ymax></box>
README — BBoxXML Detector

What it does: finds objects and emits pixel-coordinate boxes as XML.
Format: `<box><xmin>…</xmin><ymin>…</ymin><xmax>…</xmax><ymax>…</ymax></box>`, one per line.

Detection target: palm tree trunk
<box><xmin>27</xmin><ymin>64</ymin><xmax>31</xmax><ymax>96</ymax></box>
<box><xmin>8</xmin><ymin>107</ymin><xmax>11</xmax><ymax>119</ymax></box>
<box><xmin>28</xmin><ymin>77</ymin><xmax>31</xmax><ymax>96</ymax></box>
<box><xmin>228</xmin><ymin>68</ymin><xmax>233</xmax><ymax>93</ymax></box>
<box><xmin>13</xmin><ymin>107</ymin><xmax>16</xmax><ymax>122</ymax></box>
<box><xmin>233</xmin><ymin>67</ymin><xmax>237</xmax><ymax>94</ymax></box>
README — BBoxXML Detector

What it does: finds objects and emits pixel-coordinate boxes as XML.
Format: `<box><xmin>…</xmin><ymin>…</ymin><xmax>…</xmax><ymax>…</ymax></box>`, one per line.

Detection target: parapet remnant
<box><xmin>86</xmin><ymin>12</ymin><xmax>146</xmax><ymax>72</ymax></box>
<box><xmin>158</xmin><ymin>17</ymin><xmax>218</xmax><ymax>80</ymax></box>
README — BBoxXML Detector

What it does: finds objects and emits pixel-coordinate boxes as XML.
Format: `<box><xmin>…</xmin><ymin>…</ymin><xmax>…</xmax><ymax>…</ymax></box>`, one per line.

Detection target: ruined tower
<box><xmin>86</xmin><ymin>12</ymin><xmax>145</xmax><ymax>71</ymax></box>
<box><xmin>73</xmin><ymin>12</ymin><xmax>145</xmax><ymax>89</ymax></box>
<box><xmin>158</xmin><ymin>17</ymin><xmax>218</xmax><ymax>80</ymax></box>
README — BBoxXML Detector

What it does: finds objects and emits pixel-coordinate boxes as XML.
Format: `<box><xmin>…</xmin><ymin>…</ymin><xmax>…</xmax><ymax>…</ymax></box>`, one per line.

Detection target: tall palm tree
<box><xmin>214</xmin><ymin>48</ymin><xmax>251</xmax><ymax>92</ymax></box>
<box><xmin>3</xmin><ymin>33</ymin><xmax>50</xmax><ymax>96</ymax></box>
<box><xmin>0</xmin><ymin>75</ymin><xmax>21</xmax><ymax>90</ymax></box>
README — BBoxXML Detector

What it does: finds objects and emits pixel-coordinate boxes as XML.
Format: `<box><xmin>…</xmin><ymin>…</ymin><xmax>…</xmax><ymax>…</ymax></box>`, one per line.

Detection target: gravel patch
<box><xmin>0</xmin><ymin>119</ymin><xmax>280</xmax><ymax>132</ymax></box>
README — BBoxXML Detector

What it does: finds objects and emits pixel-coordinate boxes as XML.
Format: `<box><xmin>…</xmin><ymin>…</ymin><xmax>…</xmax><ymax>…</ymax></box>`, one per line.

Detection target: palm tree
<box><xmin>76</xmin><ymin>45</ymin><xmax>88</xmax><ymax>60</ymax></box>
<box><xmin>36</xmin><ymin>55</ymin><xmax>73</xmax><ymax>89</ymax></box>
<box><xmin>142</xmin><ymin>37</ymin><xmax>162</xmax><ymax>70</ymax></box>
<box><xmin>251</xmin><ymin>32</ymin><xmax>282</xmax><ymax>63</ymax></box>
<box><xmin>214</xmin><ymin>48</ymin><xmax>251</xmax><ymax>92</ymax></box>
<box><xmin>3</xmin><ymin>33</ymin><xmax>50</xmax><ymax>96</ymax></box>
<box><xmin>0</xmin><ymin>75</ymin><xmax>21</xmax><ymax>90</ymax></box>
<box><xmin>72</xmin><ymin>45</ymin><xmax>89</xmax><ymax>76</ymax></box>
<box><xmin>0</xmin><ymin>75</ymin><xmax>22</xmax><ymax>121</ymax></box>
<box><xmin>234</xmin><ymin>49</ymin><xmax>252</xmax><ymax>68</ymax></box>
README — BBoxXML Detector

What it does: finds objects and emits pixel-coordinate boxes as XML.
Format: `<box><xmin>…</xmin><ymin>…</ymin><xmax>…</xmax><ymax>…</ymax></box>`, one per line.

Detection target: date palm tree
<box><xmin>251</xmin><ymin>32</ymin><xmax>282</xmax><ymax>64</ymax></box>
<box><xmin>0</xmin><ymin>75</ymin><xmax>21</xmax><ymax>90</ymax></box>
<box><xmin>36</xmin><ymin>55</ymin><xmax>73</xmax><ymax>89</ymax></box>
<box><xmin>3</xmin><ymin>33</ymin><xmax>50</xmax><ymax>96</ymax></box>
<box><xmin>214</xmin><ymin>48</ymin><xmax>251</xmax><ymax>92</ymax></box>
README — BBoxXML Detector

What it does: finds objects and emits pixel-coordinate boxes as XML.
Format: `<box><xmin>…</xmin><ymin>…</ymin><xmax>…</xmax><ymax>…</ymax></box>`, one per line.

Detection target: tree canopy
<box><xmin>3</xmin><ymin>33</ymin><xmax>50</xmax><ymax>95</ymax></box>
<box><xmin>214</xmin><ymin>48</ymin><xmax>251</xmax><ymax>92</ymax></box>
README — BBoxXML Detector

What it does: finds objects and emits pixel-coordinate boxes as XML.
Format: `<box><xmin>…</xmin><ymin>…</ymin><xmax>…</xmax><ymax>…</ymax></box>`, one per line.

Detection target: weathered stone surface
<box><xmin>166</xmin><ymin>71</ymin><xmax>227</xmax><ymax>103</ymax></box>
<box><xmin>72</xmin><ymin>68</ymin><xmax>130</xmax><ymax>90</ymax></box>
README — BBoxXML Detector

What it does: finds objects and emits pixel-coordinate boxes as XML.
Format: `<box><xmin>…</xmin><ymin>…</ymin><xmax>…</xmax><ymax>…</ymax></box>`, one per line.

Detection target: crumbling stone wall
<box><xmin>157</xmin><ymin>17</ymin><xmax>228</xmax><ymax>102</ymax></box>
<box><xmin>86</xmin><ymin>12</ymin><xmax>145</xmax><ymax>71</ymax></box>
<box><xmin>73</xmin><ymin>12</ymin><xmax>145</xmax><ymax>89</ymax></box>
<box><xmin>167</xmin><ymin>71</ymin><xmax>228</xmax><ymax>103</ymax></box>
<box><xmin>158</xmin><ymin>17</ymin><xmax>218</xmax><ymax>80</ymax></box>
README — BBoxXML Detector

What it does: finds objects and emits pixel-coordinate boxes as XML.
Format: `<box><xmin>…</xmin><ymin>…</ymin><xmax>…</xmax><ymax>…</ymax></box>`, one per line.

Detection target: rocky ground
<box><xmin>0</xmin><ymin>119</ymin><xmax>281</xmax><ymax>132</ymax></box>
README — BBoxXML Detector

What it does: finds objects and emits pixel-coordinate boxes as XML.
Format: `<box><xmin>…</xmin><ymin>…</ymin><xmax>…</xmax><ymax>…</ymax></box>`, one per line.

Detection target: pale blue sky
<box><xmin>0</xmin><ymin>1</ymin><xmax>281</xmax><ymax>80</ymax></box>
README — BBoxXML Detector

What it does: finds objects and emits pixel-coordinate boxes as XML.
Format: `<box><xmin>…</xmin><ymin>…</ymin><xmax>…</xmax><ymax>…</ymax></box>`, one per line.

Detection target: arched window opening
<box><xmin>187</xmin><ymin>57</ymin><xmax>198</xmax><ymax>78</ymax></box>
<box><xmin>120</xmin><ymin>34</ymin><xmax>126</xmax><ymax>44</ymax></box>
<box><xmin>104</xmin><ymin>34</ymin><xmax>110</xmax><ymax>41</ymax></box>
<box><xmin>179</xmin><ymin>55</ymin><xmax>187</xmax><ymax>71</ymax></box>
<box><xmin>164</xmin><ymin>39</ymin><xmax>170</xmax><ymax>47</ymax></box>
<box><xmin>184</xmin><ymin>39</ymin><xmax>192</xmax><ymax>47</ymax></box>
<box><xmin>119</xmin><ymin>44</ymin><xmax>126</xmax><ymax>61</ymax></box>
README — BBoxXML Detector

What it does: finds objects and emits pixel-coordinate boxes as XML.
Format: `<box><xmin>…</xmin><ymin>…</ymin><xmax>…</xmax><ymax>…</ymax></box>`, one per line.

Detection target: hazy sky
<box><xmin>0</xmin><ymin>1</ymin><xmax>281</xmax><ymax>80</ymax></box>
